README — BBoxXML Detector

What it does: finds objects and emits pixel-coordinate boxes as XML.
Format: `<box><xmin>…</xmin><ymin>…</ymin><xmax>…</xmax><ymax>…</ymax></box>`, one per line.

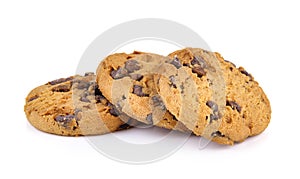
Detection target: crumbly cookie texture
<box><xmin>24</xmin><ymin>73</ymin><xmax>139</xmax><ymax>136</ymax></box>
<box><xmin>155</xmin><ymin>48</ymin><xmax>271</xmax><ymax>145</ymax></box>
<box><xmin>96</xmin><ymin>51</ymin><xmax>190</xmax><ymax>132</ymax></box>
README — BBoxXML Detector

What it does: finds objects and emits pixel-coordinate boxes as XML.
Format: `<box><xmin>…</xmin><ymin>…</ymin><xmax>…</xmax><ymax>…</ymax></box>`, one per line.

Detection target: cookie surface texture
<box><xmin>24</xmin><ymin>73</ymin><xmax>137</xmax><ymax>136</ymax></box>
<box><xmin>155</xmin><ymin>48</ymin><xmax>271</xmax><ymax>145</ymax></box>
<box><xmin>96</xmin><ymin>51</ymin><xmax>190</xmax><ymax>132</ymax></box>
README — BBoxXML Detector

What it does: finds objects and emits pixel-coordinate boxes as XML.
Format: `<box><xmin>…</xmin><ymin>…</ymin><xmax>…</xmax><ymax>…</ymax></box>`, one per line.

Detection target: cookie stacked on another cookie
<box><xmin>95</xmin><ymin>48</ymin><xmax>271</xmax><ymax>145</ymax></box>
<box><xmin>95</xmin><ymin>51</ymin><xmax>190</xmax><ymax>132</ymax></box>
<box><xmin>155</xmin><ymin>48</ymin><xmax>271</xmax><ymax>144</ymax></box>
<box><xmin>25</xmin><ymin>47</ymin><xmax>271</xmax><ymax>145</ymax></box>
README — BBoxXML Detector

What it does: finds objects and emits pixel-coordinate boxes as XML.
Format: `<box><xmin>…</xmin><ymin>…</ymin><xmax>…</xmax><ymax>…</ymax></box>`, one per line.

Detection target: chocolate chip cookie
<box><xmin>96</xmin><ymin>51</ymin><xmax>190</xmax><ymax>132</ymax></box>
<box><xmin>24</xmin><ymin>73</ymin><xmax>139</xmax><ymax>136</ymax></box>
<box><xmin>155</xmin><ymin>48</ymin><xmax>271</xmax><ymax>145</ymax></box>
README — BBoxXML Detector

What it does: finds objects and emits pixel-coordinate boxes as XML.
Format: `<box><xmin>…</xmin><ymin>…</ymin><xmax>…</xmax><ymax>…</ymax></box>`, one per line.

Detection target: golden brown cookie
<box><xmin>155</xmin><ymin>48</ymin><xmax>271</xmax><ymax>145</ymax></box>
<box><xmin>24</xmin><ymin>73</ymin><xmax>139</xmax><ymax>136</ymax></box>
<box><xmin>96</xmin><ymin>51</ymin><xmax>190</xmax><ymax>133</ymax></box>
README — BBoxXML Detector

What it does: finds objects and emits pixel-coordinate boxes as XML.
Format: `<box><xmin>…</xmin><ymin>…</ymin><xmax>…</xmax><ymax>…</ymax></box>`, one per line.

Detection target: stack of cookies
<box><xmin>24</xmin><ymin>48</ymin><xmax>271</xmax><ymax>145</ymax></box>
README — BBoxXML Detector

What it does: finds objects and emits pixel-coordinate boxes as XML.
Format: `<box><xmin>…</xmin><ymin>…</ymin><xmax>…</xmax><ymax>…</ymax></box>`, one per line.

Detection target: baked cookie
<box><xmin>24</xmin><ymin>73</ymin><xmax>139</xmax><ymax>136</ymax></box>
<box><xmin>96</xmin><ymin>51</ymin><xmax>190</xmax><ymax>133</ymax></box>
<box><xmin>155</xmin><ymin>48</ymin><xmax>271</xmax><ymax>145</ymax></box>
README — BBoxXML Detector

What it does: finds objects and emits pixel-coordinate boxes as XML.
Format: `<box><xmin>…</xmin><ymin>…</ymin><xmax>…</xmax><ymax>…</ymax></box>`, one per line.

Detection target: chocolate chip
<box><xmin>84</xmin><ymin>72</ymin><xmax>94</xmax><ymax>76</ymax></box>
<box><xmin>151</xmin><ymin>96</ymin><xmax>166</xmax><ymax>110</ymax></box>
<box><xmin>55</xmin><ymin>114</ymin><xmax>76</xmax><ymax>127</ymax></box>
<box><xmin>107</xmin><ymin>102</ymin><xmax>120</xmax><ymax>116</ymax></box>
<box><xmin>210</xmin><ymin>113</ymin><xmax>220</xmax><ymax>121</ymax></box>
<box><xmin>80</xmin><ymin>96</ymin><xmax>90</xmax><ymax>103</ymax></box>
<box><xmin>146</xmin><ymin>113</ymin><xmax>153</xmax><ymax>124</ymax></box>
<box><xmin>226</xmin><ymin>101</ymin><xmax>241</xmax><ymax>113</ymax></box>
<box><xmin>48</xmin><ymin>77</ymin><xmax>73</xmax><ymax>85</ymax></box>
<box><xmin>224</xmin><ymin>60</ymin><xmax>236</xmax><ymax>67</ymax></box>
<box><xmin>211</xmin><ymin>131</ymin><xmax>225</xmax><ymax>137</ymax></box>
<box><xmin>132</xmin><ymin>85</ymin><xmax>148</xmax><ymax>97</ymax></box>
<box><xmin>170</xmin><ymin>56</ymin><xmax>182</xmax><ymax>69</ymax></box>
<box><xmin>130</xmin><ymin>74</ymin><xmax>143</xmax><ymax>81</ymax></box>
<box><xmin>191</xmin><ymin>56</ymin><xmax>207</xmax><ymax>68</ymax></box>
<box><xmin>206</xmin><ymin>101</ymin><xmax>221</xmax><ymax>122</ymax></box>
<box><xmin>110</xmin><ymin>67</ymin><xmax>128</xmax><ymax>79</ymax></box>
<box><xmin>52</xmin><ymin>84</ymin><xmax>71</xmax><ymax>92</ymax></box>
<box><xmin>125</xmin><ymin>60</ymin><xmax>140</xmax><ymax>73</ymax></box>
<box><xmin>109</xmin><ymin>107</ymin><xmax>119</xmax><ymax>117</ymax></box>
<box><xmin>28</xmin><ymin>95</ymin><xmax>38</xmax><ymax>102</ymax></box>
<box><xmin>169</xmin><ymin>75</ymin><xmax>176</xmax><ymax>88</ymax></box>
<box><xmin>206</xmin><ymin>101</ymin><xmax>218</xmax><ymax>113</ymax></box>
<box><xmin>77</xmin><ymin>81</ymin><xmax>90</xmax><ymax>89</ymax></box>
<box><xmin>240</xmin><ymin>69</ymin><xmax>252</xmax><ymax>79</ymax></box>
<box><xmin>80</xmin><ymin>88</ymin><xmax>93</xmax><ymax>103</ymax></box>
<box><xmin>118</xmin><ymin>123</ymin><xmax>130</xmax><ymax>130</ymax></box>
<box><xmin>192</xmin><ymin>66</ymin><xmax>206</xmax><ymax>78</ymax></box>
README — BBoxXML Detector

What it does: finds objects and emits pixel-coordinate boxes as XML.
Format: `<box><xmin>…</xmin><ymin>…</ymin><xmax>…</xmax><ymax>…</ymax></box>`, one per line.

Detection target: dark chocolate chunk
<box><xmin>192</xmin><ymin>66</ymin><xmax>206</xmax><ymax>78</ymax></box>
<box><xmin>224</xmin><ymin>60</ymin><xmax>236</xmax><ymax>67</ymax></box>
<box><xmin>207</xmin><ymin>101</ymin><xmax>221</xmax><ymax>122</ymax></box>
<box><xmin>206</xmin><ymin>101</ymin><xmax>218</xmax><ymax>113</ymax></box>
<box><xmin>51</xmin><ymin>84</ymin><xmax>71</xmax><ymax>92</ymax></box>
<box><xmin>84</xmin><ymin>72</ymin><xmax>94</xmax><ymax>76</ymax></box>
<box><xmin>132</xmin><ymin>85</ymin><xmax>148</xmax><ymax>97</ymax></box>
<box><xmin>28</xmin><ymin>95</ymin><xmax>38</xmax><ymax>102</ymax></box>
<box><xmin>226</xmin><ymin>101</ymin><xmax>242</xmax><ymax>113</ymax></box>
<box><xmin>210</xmin><ymin>113</ymin><xmax>220</xmax><ymax>121</ymax></box>
<box><xmin>48</xmin><ymin>77</ymin><xmax>73</xmax><ymax>85</ymax></box>
<box><xmin>211</xmin><ymin>131</ymin><xmax>225</xmax><ymax>137</ymax></box>
<box><xmin>170</xmin><ymin>56</ymin><xmax>182</xmax><ymax>69</ymax></box>
<box><xmin>107</xmin><ymin>102</ymin><xmax>120</xmax><ymax>116</ymax></box>
<box><xmin>109</xmin><ymin>107</ymin><xmax>119</xmax><ymax>117</ymax></box>
<box><xmin>55</xmin><ymin>114</ymin><xmax>76</xmax><ymax>127</ymax></box>
<box><xmin>151</xmin><ymin>96</ymin><xmax>166</xmax><ymax>110</ymax></box>
<box><xmin>125</xmin><ymin>60</ymin><xmax>140</xmax><ymax>73</ymax></box>
<box><xmin>191</xmin><ymin>56</ymin><xmax>207</xmax><ymax>68</ymax></box>
<box><xmin>240</xmin><ymin>69</ymin><xmax>252</xmax><ymax>79</ymax></box>
<box><xmin>118</xmin><ymin>123</ymin><xmax>131</xmax><ymax>130</ymax></box>
<box><xmin>110</xmin><ymin>67</ymin><xmax>128</xmax><ymax>79</ymax></box>
<box><xmin>80</xmin><ymin>96</ymin><xmax>90</xmax><ymax>103</ymax></box>
<box><xmin>169</xmin><ymin>75</ymin><xmax>176</xmax><ymax>88</ymax></box>
<box><xmin>130</xmin><ymin>74</ymin><xmax>143</xmax><ymax>81</ymax></box>
<box><xmin>146</xmin><ymin>113</ymin><xmax>153</xmax><ymax>124</ymax></box>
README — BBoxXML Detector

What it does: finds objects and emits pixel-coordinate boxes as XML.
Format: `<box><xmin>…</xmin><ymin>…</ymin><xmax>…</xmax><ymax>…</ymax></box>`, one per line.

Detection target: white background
<box><xmin>1</xmin><ymin>0</ymin><xmax>299</xmax><ymax>178</ymax></box>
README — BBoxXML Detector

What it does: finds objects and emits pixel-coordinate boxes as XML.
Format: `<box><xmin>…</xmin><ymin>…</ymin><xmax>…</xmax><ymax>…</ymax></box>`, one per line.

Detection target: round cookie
<box><xmin>96</xmin><ymin>51</ymin><xmax>190</xmax><ymax>133</ymax></box>
<box><xmin>155</xmin><ymin>48</ymin><xmax>271</xmax><ymax>145</ymax></box>
<box><xmin>24</xmin><ymin>73</ymin><xmax>139</xmax><ymax>136</ymax></box>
